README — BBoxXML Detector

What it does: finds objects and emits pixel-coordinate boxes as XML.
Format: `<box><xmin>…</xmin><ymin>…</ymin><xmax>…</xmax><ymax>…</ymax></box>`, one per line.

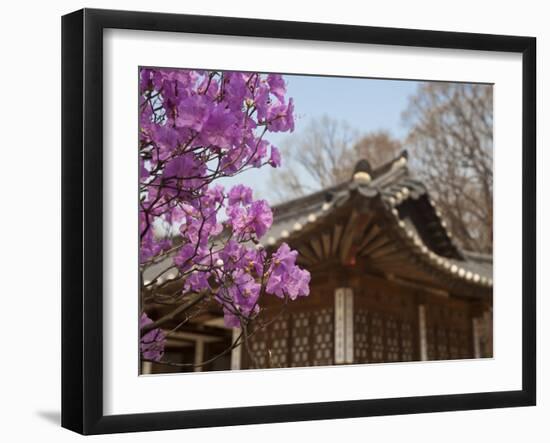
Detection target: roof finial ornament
<box><xmin>391</xmin><ymin>150</ymin><xmax>409</xmax><ymax>170</ymax></box>
<box><xmin>353</xmin><ymin>159</ymin><xmax>373</xmax><ymax>185</ymax></box>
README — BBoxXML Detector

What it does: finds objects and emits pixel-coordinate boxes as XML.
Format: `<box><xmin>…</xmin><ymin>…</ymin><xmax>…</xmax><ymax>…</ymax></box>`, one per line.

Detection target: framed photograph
<box><xmin>61</xmin><ymin>8</ymin><xmax>536</xmax><ymax>435</ymax></box>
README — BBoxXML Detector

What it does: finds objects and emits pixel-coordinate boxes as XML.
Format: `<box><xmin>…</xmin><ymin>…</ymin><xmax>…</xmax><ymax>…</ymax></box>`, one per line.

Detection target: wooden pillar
<box><xmin>472</xmin><ymin>317</ymin><xmax>482</xmax><ymax>358</ymax></box>
<box><xmin>483</xmin><ymin>309</ymin><xmax>493</xmax><ymax>357</ymax></box>
<box><xmin>335</xmin><ymin>288</ymin><xmax>354</xmax><ymax>364</ymax></box>
<box><xmin>194</xmin><ymin>339</ymin><xmax>204</xmax><ymax>372</ymax></box>
<box><xmin>141</xmin><ymin>361</ymin><xmax>153</xmax><ymax>375</ymax></box>
<box><xmin>472</xmin><ymin>308</ymin><xmax>493</xmax><ymax>358</ymax></box>
<box><xmin>418</xmin><ymin>304</ymin><xmax>428</xmax><ymax>361</ymax></box>
<box><xmin>230</xmin><ymin>328</ymin><xmax>242</xmax><ymax>370</ymax></box>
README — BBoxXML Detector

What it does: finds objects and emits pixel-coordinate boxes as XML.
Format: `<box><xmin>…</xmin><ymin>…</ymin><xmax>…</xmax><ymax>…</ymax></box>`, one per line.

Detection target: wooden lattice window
<box><xmin>354</xmin><ymin>309</ymin><xmax>369</xmax><ymax>363</ymax></box>
<box><xmin>425</xmin><ymin>301</ymin><xmax>473</xmax><ymax>361</ymax></box>
<box><xmin>268</xmin><ymin>315</ymin><xmax>290</xmax><ymax>367</ymax></box>
<box><xmin>354</xmin><ymin>307</ymin><xmax>417</xmax><ymax>363</ymax></box>
<box><xmin>290</xmin><ymin>312</ymin><xmax>311</xmax><ymax>367</ymax></box>
<box><xmin>312</xmin><ymin>307</ymin><xmax>334</xmax><ymax>366</ymax></box>
<box><xmin>247</xmin><ymin>314</ymin><xmax>291</xmax><ymax>368</ymax></box>
<box><xmin>400</xmin><ymin>320</ymin><xmax>414</xmax><ymax>361</ymax></box>
<box><xmin>247</xmin><ymin>307</ymin><xmax>334</xmax><ymax>369</ymax></box>
<box><xmin>249</xmin><ymin>329</ymin><xmax>268</xmax><ymax>368</ymax></box>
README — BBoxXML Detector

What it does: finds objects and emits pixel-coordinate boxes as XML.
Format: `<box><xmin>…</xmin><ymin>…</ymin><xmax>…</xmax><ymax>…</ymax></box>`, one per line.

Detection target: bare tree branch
<box><xmin>268</xmin><ymin>116</ymin><xmax>402</xmax><ymax>202</ymax></box>
<box><xmin>403</xmin><ymin>83</ymin><xmax>493</xmax><ymax>253</ymax></box>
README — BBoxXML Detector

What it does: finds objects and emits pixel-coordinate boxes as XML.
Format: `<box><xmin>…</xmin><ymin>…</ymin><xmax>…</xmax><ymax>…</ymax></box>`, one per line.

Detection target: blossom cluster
<box><xmin>139</xmin><ymin>68</ymin><xmax>310</xmax><ymax>362</ymax></box>
<box><xmin>140</xmin><ymin>313</ymin><xmax>166</xmax><ymax>362</ymax></box>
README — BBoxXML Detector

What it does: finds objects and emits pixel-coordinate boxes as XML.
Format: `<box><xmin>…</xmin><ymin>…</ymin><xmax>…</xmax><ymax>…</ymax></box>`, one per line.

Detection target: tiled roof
<box><xmin>262</xmin><ymin>151</ymin><xmax>493</xmax><ymax>290</ymax></box>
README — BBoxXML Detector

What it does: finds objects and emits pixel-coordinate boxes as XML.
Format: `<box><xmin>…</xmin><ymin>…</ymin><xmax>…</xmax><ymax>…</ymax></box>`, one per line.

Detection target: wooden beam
<box><xmin>310</xmin><ymin>237</ymin><xmax>323</xmax><ymax>260</ymax></box>
<box><xmin>296</xmin><ymin>255</ymin><xmax>314</xmax><ymax>266</ymax></box>
<box><xmin>296</xmin><ymin>243</ymin><xmax>318</xmax><ymax>264</ymax></box>
<box><xmin>367</xmin><ymin>248</ymin><xmax>409</xmax><ymax>262</ymax></box>
<box><xmin>321</xmin><ymin>232</ymin><xmax>331</xmax><ymax>258</ymax></box>
<box><xmin>357</xmin><ymin>223</ymin><xmax>381</xmax><ymax>252</ymax></box>
<box><xmin>165</xmin><ymin>331</ymin><xmax>224</xmax><ymax>343</ymax></box>
<box><xmin>385</xmin><ymin>273</ymin><xmax>449</xmax><ymax>297</ymax></box>
<box><xmin>164</xmin><ymin>339</ymin><xmax>195</xmax><ymax>348</ymax></box>
<box><xmin>368</xmin><ymin>243</ymin><xmax>402</xmax><ymax>260</ymax></box>
<box><xmin>339</xmin><ymin>210</ymin><xmax>359</xmax><ymax>265</ymax></box>
<box><xmin>361</xmin><ymin>235</ymin><xmax>391</xmax><ymax>257</ymax></box>
<box><xmin>331</xmin><ymin>224</ymin><xmax>343</xmax><ymax>256</ymax></box>
<box><xmin>339</xmin><ymin>210</ymin><xmax>373</xmax><ymax>266</ymax></box>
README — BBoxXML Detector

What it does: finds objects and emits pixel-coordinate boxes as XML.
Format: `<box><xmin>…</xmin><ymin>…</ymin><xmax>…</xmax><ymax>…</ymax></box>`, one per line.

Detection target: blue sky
<box><xmin>219</xmin><ymin>74</ymin><xmax>422</xmax><ymax>202</ymax></box>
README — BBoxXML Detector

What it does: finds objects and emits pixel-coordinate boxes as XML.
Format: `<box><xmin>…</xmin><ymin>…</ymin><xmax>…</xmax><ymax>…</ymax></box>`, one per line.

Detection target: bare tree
<box><xmin>268</xmin><ymin>116</ymin><xmax>357</xmax><ymax>201</ymax></box>
<box><xmin>403</xmin><ymin>82</ymin><xmax>493</xmax><ymax>253</ymax></box>
<box><xmin>268</xmin><ymin>84</ymin><xmax>493</xmax><ymax>254</ymax></box>
<box><xmin>269</xmin><ymin>116</ymin><xmax>402</xmax><ymax>202</ymax></box>
<box><xmin>353</xmin><ymin>131</ymin><xmax>403</xmax><ymax>169</ymax></box>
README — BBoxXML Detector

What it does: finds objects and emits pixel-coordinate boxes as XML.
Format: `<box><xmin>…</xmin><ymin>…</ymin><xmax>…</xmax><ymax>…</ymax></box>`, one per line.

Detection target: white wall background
<box><xmin>0</xmin><ymin>0</ymin><xmax>546</xmax><ymax>441</ymax></box>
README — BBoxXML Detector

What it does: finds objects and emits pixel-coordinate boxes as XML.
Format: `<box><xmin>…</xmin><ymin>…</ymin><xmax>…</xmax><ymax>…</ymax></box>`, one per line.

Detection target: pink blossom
<box><xmin>269</xmin><ymin>146</ymin><xmax>282</xmax><ymax>168</ymax></box>
<box><xmin>139</xmin><ymin>68</ymin><xmax>308</xmax><ymax>334</ymax></box>
<box><xmin>228</xmin><ymin>184</ymin><xmax>254</xmax><ymax>206</ymax></box>
<box><xmin>267</xmin><ymin>98</ymin><xmax>295</xmax><ymax>132</ymax></box>
<box><xmin>266</xmin><ymin>243</ymin><xmax>310</xmax><ymax>299</ymax></box>
<box><xmin>140</xmin><ymin>313</ymin><xmax>165</xmax><ymax>362</ymax></box>
<box><xmin>267</xmin><ymin>73</ymin><xmax>287</xmax><ymax>103</ymax></box>
<box><xmin>247</xmin><ymin>200</ymin><xmax>273</xmax><ymax>238</ymax></box>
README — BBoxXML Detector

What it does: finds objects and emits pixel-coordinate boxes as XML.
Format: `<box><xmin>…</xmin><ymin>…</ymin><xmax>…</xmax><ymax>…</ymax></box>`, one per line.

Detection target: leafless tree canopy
<box><xmin>269</xmin><ymin>83</ymin><xmax>493</xmax><ymax>254</ymax></box>
<box><xmin>269</xmin><ymin>115</ymin><xmax>402</xmax><ymax>202</ymax></box>
<box><xmin>268</xmin><ymin>116</ymin><xmax>357</xmax><ymax>201</ymax></box>
<box><xmin>353</xmin><ymin>131</ymin><xmax>403</xmax><ymax>169</ymax></box>
<box><xmin>403</xmin><ymin>83</ymin><xmax>493</xmax><ymax>253</ymax></box>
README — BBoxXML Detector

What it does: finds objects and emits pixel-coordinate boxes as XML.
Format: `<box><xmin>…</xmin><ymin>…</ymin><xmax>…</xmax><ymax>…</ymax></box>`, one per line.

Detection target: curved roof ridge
<box><xmin>272</xmin><ymin>152</ymin><xmax>411</xmax><ymax>217</ymax></box>
<box><xmin>271</xmin><ymin>180</ymin><xmax>350</xmax><ymax>217</ymax></box>
<box><xmin>462</xmin><ymin>250</ymin><xmax>493</xmax><ymax>263</ymax></box>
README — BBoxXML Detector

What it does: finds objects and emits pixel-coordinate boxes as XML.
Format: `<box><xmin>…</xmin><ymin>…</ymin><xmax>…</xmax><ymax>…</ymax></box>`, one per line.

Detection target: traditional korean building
<box><xmin>142</xmin><ymin>151</ymin><xmax>493</xmax><ymax>374</ymax></box>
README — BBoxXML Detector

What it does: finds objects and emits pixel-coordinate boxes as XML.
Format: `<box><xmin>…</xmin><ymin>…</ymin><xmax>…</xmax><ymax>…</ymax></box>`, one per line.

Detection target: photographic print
<box><xmin>138</xmin><ymin>68</ymin><xmax>493</xmax><ymax>374</ymax></box>
<box><xmin>62</xmin><ymin>9</ymin><xmax>536</xmax><ymax>434</ymax></box>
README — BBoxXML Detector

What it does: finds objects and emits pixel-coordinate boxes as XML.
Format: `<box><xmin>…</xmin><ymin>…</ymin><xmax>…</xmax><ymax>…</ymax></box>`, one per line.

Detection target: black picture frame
<box><xmin>61</xmin><ymin>8</ymin><xmax>536</xmax><ymax>435</ymax></box>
